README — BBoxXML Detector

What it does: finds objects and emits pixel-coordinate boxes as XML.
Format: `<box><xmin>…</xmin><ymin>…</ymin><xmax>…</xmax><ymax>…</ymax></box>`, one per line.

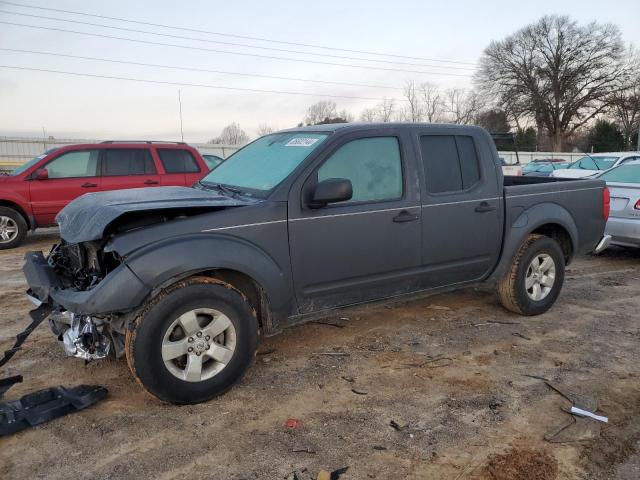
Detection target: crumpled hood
<box><xmin>56</xmin><ymin>186</ymin><xmax>257</xmax><ymax>243</ymax></box>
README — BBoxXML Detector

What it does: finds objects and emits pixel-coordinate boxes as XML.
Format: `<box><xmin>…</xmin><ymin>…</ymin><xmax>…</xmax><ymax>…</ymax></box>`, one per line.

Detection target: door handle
<box><xmin>393</xmin><ymin>210</ymin><xmax>419</xmax><ymax>223</ymax></box>
<box><xmin>144</xmin><ymin>179</ymin><xmax>159</xmax><ymax>185</ymax></box>
<box><xmin>81</xmin><ymin>182</ymin><xmax>98</xmax><ymax>188</ymax></box>
<box><xmin>475</xmin><ymin>201</ymin><xmax>496</xmax><ymax>213</ymax></box>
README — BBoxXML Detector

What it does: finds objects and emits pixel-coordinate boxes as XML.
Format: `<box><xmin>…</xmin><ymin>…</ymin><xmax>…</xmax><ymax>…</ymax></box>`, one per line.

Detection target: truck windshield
<box><xmin>200</xmin><ymin>132</ymin><xmax>328</xmax><ymax>195</ymax></box>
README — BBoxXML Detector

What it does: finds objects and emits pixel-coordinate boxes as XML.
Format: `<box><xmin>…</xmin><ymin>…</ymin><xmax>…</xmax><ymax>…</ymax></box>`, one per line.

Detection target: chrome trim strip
<box><xmin>201</xmin><ymin>220</ymin><xmax>287</xmax><ymax>232</ymax></box>
<box><xmin>289</xmin><ymin>205</ymin><xmax>419</xmax><ymax>222</ymax></box>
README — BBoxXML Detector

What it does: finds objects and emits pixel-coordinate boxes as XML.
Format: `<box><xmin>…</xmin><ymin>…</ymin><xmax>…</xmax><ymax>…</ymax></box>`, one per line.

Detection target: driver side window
<box><xmin>317</xmin><ymin>137</ymin><xmax>403</xmax><ymax>204</ymax></box>
<box><xmin>45</xmin><ymin>150</ymin><xmax>99</xmax><ymax>178</ymax></box>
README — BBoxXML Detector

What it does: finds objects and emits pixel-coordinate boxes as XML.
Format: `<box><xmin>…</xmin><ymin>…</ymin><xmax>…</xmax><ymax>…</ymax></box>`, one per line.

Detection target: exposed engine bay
<box><xmin>43</xmin><ymin>241</ymin><xmax>129</xmax><ymax>360</ymax></box>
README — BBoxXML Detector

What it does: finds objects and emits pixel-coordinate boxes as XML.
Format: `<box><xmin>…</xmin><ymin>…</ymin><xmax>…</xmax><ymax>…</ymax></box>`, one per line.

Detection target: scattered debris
<box><xmin>389</xmin><ymin>420</ymin><xmax>407</xmax><ymax>432</ymax></box>
<box><xmin>398</xmin><ymin>354</ymin><xmax>453</xmax><ymax>369</ymax></box>
<box><xmin>310</xmin><ymin>320</ymin><xmax>345</xmax><ymax>329</ymax></box>
<box><xmin>317</xmin><ymin>470</ymin><xmax>331</xmax><ymax>480</ymax></box>
<box><xmin>485</xmin><ymin>447</ymin><xmax>558</xmax><ymax>480</ymax></box>
<box><xmin>341</xmin><ymin>375</ymin><xmax>355</xmax><ymax>383</ymax></box>
<box><xmin>257</xmin><ymin>348</ymin><xmax>276</xmax><ymax>356</ymax></box>
<box><xmin>292</xmin><ymin>447</ymin><xmax>316</xmax><ymax>454</ymax></box>
<box><xmin>512</xmin><ymin>332</ymin><xmax>531</xmax><ymax>341</ymax></box>
<box><xmin>351</xmin><ymin>388</ymin><xmax>368</xmax><ymax>395</ymax></box>
<box><xmin>427</xmin><ymin>304</ymin><xmax>451</xmax><ymax>311</ymax></box>
<box><xmin>525</xmin><ymin>376</ymin><xmax>606</xmax><ymax>442</ymax></box>
<box><xmin>0</xmin><ymin>383</ymin><xmax>108</xmax><ymax>436</ymax></box>
<box><xmin>311</xmin><ymin>352</ymin><xmax>350</xmax><ymax>357</ymax></box>
<box><xmin>373</xmin><ymin>445</ymin><xmax>387</xmax><ymax>451</ymax></box>
<box><xmin>285</xmin><ymin>418</ymin><xmax>303</xmax><ymax>429</ymax></box>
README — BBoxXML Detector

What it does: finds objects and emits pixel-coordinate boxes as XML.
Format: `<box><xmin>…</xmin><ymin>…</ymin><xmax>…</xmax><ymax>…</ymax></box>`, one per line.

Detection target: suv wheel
<box><xmin>497</xmin><ymin>234</ymin><xmax>565</xmax><ymax>316</ymax></box>
<box><xmin>0</xmin><ymin>207</ymin><xmax>27</xmax><ymax>250</ymax></box>
<box><xmin>125</xmin><ymin>276</ymin><xmax>258</xmax><ymax>404</ymax></box>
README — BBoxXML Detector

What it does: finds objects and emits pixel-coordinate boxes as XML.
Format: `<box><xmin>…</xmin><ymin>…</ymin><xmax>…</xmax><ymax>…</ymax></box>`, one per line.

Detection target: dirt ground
<box><xmin>0</xmin><ymin>230</ymin><xmax>639</xmax><ymax>480</ymax></box>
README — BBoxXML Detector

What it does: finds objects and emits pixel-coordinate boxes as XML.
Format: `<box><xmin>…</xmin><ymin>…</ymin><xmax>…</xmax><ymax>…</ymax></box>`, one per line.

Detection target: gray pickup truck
<box><xmin>23</xmin><ymin>123</ymin><xmax>611</xmax><ymax>404</ymax></box>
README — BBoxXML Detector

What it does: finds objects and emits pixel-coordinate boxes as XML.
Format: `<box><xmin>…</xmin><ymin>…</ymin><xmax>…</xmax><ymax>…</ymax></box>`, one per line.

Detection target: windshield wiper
<box><xmin>199</xmin><ymin>181</ymin><xmax>242</xmax><ymax>197</ymax></box>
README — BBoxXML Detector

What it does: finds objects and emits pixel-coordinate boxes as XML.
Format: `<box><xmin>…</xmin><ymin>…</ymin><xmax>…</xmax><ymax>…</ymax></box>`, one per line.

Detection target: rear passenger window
<box><xmin>158</xmin><ymin>149</ymin><xmax>201</xmax><ymax>173</ymax></box>
<box><xmin>102</xmin><ymin>149</ymin><xmax>156</xmax><ymax>176</ymax></box>
<box><xmin>420</xmin><ymin>135</ymin><xmax>480</xmax><ymax>194</ymax></box>
<box><xmin>317</xmin><ymin>137</ymin><xmax>402</xmax><ymax>203</ymax></box>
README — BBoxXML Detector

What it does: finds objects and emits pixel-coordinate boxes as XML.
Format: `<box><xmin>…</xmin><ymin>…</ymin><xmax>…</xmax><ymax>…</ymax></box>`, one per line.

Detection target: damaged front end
<box><xmin>24</xmin><ymin>240</ymin><xmax>147</xmax><ymax>362</ymax></box>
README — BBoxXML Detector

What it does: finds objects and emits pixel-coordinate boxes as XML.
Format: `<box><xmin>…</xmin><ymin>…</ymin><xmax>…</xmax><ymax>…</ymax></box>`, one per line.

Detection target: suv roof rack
<box><xmin>100</xmin><ymin>140</ymin><xmax>187</xmax><ymax>145</ymax></box>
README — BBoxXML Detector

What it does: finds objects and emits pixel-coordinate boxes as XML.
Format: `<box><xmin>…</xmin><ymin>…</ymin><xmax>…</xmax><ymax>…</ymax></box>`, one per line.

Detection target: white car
<box><xmin>551</xmin><ymin>152</ymin><xmax>640</xmax><ymax>179</ymax></box>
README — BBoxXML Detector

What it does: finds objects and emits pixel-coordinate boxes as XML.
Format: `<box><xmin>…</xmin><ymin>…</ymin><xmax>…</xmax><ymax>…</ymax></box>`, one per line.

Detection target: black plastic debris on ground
<box><xmin>0</xmin><ymin>384</ymin><xmax>108</xmax><ymax>436</ymax></box>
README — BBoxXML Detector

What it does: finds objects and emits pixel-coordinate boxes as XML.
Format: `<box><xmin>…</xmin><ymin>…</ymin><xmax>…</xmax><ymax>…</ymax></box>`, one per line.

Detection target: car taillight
<box><xmin>602</xmin><ymin>187</ymin><xmax>610</xmax><ymax>220</ymax></box>
<box><xmin>635</xmin><ymin>199</ymin><xmax>640</xmax><ymax>210</ymax></box>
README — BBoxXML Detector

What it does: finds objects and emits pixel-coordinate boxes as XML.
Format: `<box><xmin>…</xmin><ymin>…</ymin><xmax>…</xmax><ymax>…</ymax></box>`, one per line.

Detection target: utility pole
<box><xmin>178</xmin><ymin>90</ymin><xmax>184</xmax><ymax>142</ymax></box>
<box><xmin>41</xmin><ymin>126</ymin><xmax>46</xmax><ymax>152</ymax></box>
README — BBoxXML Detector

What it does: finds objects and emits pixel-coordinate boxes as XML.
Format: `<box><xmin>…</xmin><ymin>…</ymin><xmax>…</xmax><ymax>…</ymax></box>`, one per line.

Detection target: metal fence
<box><xmin>0</xmin><ymin>136</ymin><xmax>240</xmax><ymax>171</ymax></box>
<box><xmin>1</xmin><ymin>135</ymin><xmax>591</xmax><ymax>172</ymax></box>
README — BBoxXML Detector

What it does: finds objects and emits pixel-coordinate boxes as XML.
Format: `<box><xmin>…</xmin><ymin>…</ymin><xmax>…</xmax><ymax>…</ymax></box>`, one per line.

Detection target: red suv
<box><xmin>0</xmin><ymin>141</ymin><xmax>210</xmax><ymax>249</ymax></box>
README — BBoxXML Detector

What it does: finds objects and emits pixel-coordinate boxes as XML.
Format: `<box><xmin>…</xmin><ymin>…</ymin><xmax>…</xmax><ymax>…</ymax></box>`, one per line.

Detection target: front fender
<box><xmin>123</xmin><ymin>233</ymin><xmax>293</xmax><ymax>313</ymax></box>
<box><xmin>488</xmin><ymin>202</ymin><xmax>578</xmax><ymax>282</ymax></box>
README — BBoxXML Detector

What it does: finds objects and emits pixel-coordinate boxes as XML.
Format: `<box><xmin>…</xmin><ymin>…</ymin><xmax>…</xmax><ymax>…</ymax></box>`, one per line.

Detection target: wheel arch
<box><xmin>124</xmin><ymin>234</ymin><xmax>294</xmax><ymax>334</ymax></box>
<box><xmin>0</xmin><ymin>200</ymin><xmax>32</xmax><ymax>229</ymax></box>
<box><xmin>488</xmin><ymin>202</ymin><xmax>578</xmax><ymax>282</ymax></box>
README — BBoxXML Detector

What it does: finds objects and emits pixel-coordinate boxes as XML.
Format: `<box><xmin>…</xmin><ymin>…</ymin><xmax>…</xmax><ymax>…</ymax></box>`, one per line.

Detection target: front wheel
<box><xmin>497</xmin><ymin>234</ymin><xmax>565</xmax><ymax>316</ymax></box>
<box><xmin>125</xmin><ymin>277</ymin><xmax>258</xmax><ymax>404</ymax></box>
<box><xmin>0</xmin><ymin>207</ymin><xmax>27</xmax><ymax>250</ymax></box>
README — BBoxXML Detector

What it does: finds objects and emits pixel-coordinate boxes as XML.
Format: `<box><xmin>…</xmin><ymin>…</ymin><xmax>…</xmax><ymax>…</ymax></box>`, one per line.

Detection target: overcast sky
<box><xmin>1</xmin><ymin>0</ymin><xmax>638</xmax><ymax>142</ymax></box>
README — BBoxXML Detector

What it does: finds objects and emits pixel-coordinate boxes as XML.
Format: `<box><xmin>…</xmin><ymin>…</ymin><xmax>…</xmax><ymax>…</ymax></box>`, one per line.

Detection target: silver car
<box><xmin>597</xmin><ymin>161</ymin><xmax>640</xmax><ymax>248</ymax></box>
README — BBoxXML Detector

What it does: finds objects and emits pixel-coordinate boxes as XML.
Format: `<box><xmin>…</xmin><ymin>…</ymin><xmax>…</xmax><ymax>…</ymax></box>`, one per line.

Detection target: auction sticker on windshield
<box><xmin>285</xmin><ymin>137</ymin><xmax>319</xmax><ymax>147</ymax></box>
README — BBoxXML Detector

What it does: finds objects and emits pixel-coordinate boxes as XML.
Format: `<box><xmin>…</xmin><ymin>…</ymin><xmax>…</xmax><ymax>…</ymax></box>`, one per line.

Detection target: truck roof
<box><xmin>281</xmin><ymin>122</ymin><xmax>486</xmax><ymax>135</ymax></box>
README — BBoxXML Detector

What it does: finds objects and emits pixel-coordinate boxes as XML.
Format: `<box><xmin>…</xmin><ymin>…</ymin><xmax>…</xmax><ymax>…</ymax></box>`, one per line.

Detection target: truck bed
<box><xmin>502</xmin><ymin>175</ymin><xmax>606</xmax><ymax>257</ymax></box>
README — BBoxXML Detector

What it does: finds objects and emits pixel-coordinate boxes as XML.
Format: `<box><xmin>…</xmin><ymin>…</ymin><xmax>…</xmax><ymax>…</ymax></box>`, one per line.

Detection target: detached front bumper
<box><xmin>23</xmin><ymin>251</ymin><xmax>151</xmax><ymax>315</ymax></box>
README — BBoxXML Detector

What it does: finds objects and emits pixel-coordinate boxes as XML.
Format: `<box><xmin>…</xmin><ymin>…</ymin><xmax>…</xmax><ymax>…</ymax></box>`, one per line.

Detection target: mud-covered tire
<box><xmin>125</xmin><ymin>276</ymin><xmax>258</xmax><ymax>404</ymax></box>
<box><xmin>497</xmin><ymin>234</ymin><xmax>565</xmax><ymax>316</ymax></box>
<box><xmin>0</xmin><ymin>207</ymin><xmax>27</xmax><ymax>250</ymax></box>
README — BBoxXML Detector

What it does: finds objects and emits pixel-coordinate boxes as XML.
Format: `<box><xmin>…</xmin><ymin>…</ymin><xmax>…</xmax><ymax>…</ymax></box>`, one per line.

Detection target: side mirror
<box><xmin>308</xmin><ymin>178</ymin><xmax>352</xmax><ymax>209</ymax></box>
<box><xmin>35</xmin><ymin>168</ymin><xmax>49</xmax><ymax>180</ymax></box>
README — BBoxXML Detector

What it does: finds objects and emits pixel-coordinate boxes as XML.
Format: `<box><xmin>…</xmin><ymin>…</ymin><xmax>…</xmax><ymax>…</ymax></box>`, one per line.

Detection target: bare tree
<box><xmin>401</xmin><ymin>81</ymin><xmax>423</xmax><ymax>122</ymax></box>
<box><xmin>360</xmin><ymin>107</ymin><xmax>377</xmax><ymax>122</ymax></box>
<box><xmin>419</xmin><ymin>82</ymin><xmax>444</xmax><ymax>122</ymax></box>
<box><xmin>208</xmin><ymin>123</ymin><xmax>249</xmax><ymax>145</ymax></box>
<box><xmin>256</xmin><ymin>124</ymin><xmax>275</xmax><ymax>137</ymax></box>
<box><xmin>444</xmin><ymin>88</ymin><xmax>484</xmax><ymax>124</ymax></box>
<box><xmin>337</xmin><ymin>109</ymin><xmax>354</xmax><ymax>123</ymax></box>
<box><xmin>476</xmin><ymin>15</ymin><xmax>634</xmax><ymax>151</ymax></box>
<box><xmin>360</xmin><ymin>99</ymin><xmax>395</xmax><ymax>123</ymax></box>
<box><xmin>304</xmin><ymin>101</ymin><xmax>337</xmax><ymax>125</ymax></box>
<box><xmin>378</xmin><ymin>98</ymin><xmax>396</xmax><ymax>122</ymax></box>
<box><xmin>611</xmin><ymin>73</ymin><xmax>640</xmax><ymax>150</ymax></box>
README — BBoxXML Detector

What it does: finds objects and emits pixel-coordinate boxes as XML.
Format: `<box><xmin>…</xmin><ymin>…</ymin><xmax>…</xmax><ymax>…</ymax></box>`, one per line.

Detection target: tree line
<box><xmin>210</xmin><ymin>15</ymin><xmax>639</xmax><ymax>153</ymax></box>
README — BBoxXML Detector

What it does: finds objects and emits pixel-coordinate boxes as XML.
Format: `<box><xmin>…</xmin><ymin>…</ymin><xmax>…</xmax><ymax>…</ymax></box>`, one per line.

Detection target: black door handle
<box><xmin>393</xmin><ymin>210</ymin><xmax>419</xmax><ymax>223</ymax></box>
<box><xmin>81</xmin><ymin>182</ymin><xmax>98</xmax><ymax>188</ymax></box>
<box><xmin>475</xmin><ymin>201</ymin><xmax>496</xmax><ymax>213</ymax></box>
<box><xmin>144</xmin><ymin>179</ymin><xmax>159</xmax><ymax>185</ymax></box>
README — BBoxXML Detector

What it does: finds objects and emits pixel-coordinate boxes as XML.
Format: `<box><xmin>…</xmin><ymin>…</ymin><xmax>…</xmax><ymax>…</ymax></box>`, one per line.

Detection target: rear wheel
<box><xmin>497</xmin><ymin>234</ymin><xmax>565</xmax><ymax>316</ymax></box>
<box><xmin>0</xmin><ymin>207</ymin><xmax>27</xmax><ymax>250</ymax></box>
<box><xmin>125</xmin><ymin>276</ymin><xmax>258</xmax><ymax>404</ymax></box>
